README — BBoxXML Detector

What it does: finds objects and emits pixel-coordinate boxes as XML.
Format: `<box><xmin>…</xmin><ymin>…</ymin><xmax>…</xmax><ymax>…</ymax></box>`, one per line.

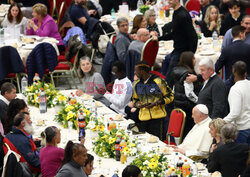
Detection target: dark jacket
<box><xmin>101</xmin><ymin>42</ymin><xmax>118</xmax><ymax>85</ymax></box>
<box><xmin>197</xmin><ymin>74</ymin><xmax>228</xmax><ymax>118</ymax></box>
<box><xmin>0</xmin><ymin>46</ymin><xmax>25</xmax><ymax>81</ymax></box>
<box><xmin>207</xmin><ymin>142</ymin><xmax>249</xmax><ymax>177</ymax></box>
<box><xmin>125</xmin><ymin>50</ymin><xmax>141</xmax><ymax>82</ymax></box>
<box><xmin>195</xmin><ymin>20</ymin><xmax>222</xmax><ymax>37</ymax></box>
<box><xmin>171</xmin><ymin>66</ymin><xmax>201</xmax><ymax>111</ymax></box>
<box><xmin>4</xmin><ymin>127</ymin><xmax>40</xmax><ymax>171</ymax></box>
<box><xmin>26</xmin><ymin>42</ymin><xmax>58</xmax><ymax>85</ymax></box>
<box><xmin>0</xmin><ymin>100</ymin><xmax>7</xmax><ymax>130</ymax></box>
<box><xmin>221</xmin><ymin>13</ymin><xmax>245</xmax><ymax>35</ymax></box>
<box><xmin>215</xmin><ymin>40</ymin><xmax>250</xmax><ymax>80</ymax></box>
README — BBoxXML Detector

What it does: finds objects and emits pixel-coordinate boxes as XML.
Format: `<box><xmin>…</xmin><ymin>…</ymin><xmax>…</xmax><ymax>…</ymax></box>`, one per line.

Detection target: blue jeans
<box><xmin>235</xmin><ymin>128</ymin><xmax>250</xmax><ymax>146</ymax></box>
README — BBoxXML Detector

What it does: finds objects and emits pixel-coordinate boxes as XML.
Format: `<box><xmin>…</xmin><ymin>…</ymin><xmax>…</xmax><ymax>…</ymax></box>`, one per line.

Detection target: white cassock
<box><xmin>178</xmin><ymin>117</ymin><xmax>213</xmax><ymax>157</ymax></box>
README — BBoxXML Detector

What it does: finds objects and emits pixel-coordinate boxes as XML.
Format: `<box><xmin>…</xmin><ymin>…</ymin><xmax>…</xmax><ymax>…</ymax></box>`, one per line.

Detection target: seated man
<box><xmin>128</xmin><ymin>28</ymin><xmax>152</xmax><ymax>54</ymax></box>
<box><xmin>172</xmin><ymin>104</ymin><xmax>213</xmax><ymax>157</ymax></box>
<box><xmin>104</xmin><ymin>61</ymin><xmax>133</xmax><ymax>115</ymax></box>
<box><xmin>3</xmin><ymin>112</ymin><xmax>40</xmax><ymax>173</ymax></box>
<box><xmin>114</xmin><ymin>17</ymin><xmax>131</xmax><ymax>62</ymax></box>
<box><xmin>207</xmin><ymin>123</ymin><xmax>249</xmax><ymax>177</ymax></box>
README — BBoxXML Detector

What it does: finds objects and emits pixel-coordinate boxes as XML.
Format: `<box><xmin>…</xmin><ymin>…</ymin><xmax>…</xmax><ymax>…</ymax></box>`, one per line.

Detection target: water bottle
<box><xmin>21</xmin><ymin>76</ymin><xmax>28</xmax><ymax>94</ymax></box>
<box><xmin>115</xmin><ymin>135</ymin><xmax>121</xmax><ymax>161</ymax></box>
<box><xmin>137</xmin><ymin>0</ymin><xmax>144</xmax><ymax>10</ymax></box>
<box><xmin>78</xmin><ymin>111</ymin><xmax>86</xmax><ymax>141</ymax></box>
<box><xmin>111</xmin><ymin>8</ymin><xmax>116</xmax><ymax>19</ymax></box>
<box><xmin>39</xmin><ymin>89</ymin><xmax>47</xmax><ymax>113</ymax></box>
<box><xmin>190</xmin><ymin>161</ymin><xmax>198</xmax><ymax>177</ymax></box>
<box><xmin>212</xmin><ymin>31</ymin><xmax>219</xmax><ymax>47</ymax></box>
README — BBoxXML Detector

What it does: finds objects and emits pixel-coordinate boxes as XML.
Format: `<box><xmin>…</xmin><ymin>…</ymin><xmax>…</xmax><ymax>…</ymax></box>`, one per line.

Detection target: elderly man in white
<box><xmin>171</xmin><ymin>104</ymin><xmax>213</xmax><ymax>157</ymax></box>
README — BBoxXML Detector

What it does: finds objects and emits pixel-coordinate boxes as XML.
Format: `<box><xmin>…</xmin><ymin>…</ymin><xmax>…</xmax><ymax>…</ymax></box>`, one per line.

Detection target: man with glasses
<box><xmin>115</xmin><ymin>17</ymin><xmax>131</xmax><ymax>62</ymax></box>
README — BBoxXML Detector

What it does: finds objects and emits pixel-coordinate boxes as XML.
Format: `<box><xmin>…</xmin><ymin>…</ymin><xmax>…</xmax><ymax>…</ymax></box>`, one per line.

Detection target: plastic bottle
<box><xmin>176</xmin><ymin>157</ymin><xmax>183</xmax><ymax>170</ymax></box>
<box><xmin>137</xmin><ymin>0</ymin><xmax>144</xmax><ymax>10</ymax></box>
<box><xmin>111</xmin><ymin>8</ymin><xmax>116</xmax><ymax>19</ymax></box>
<box><xmin>120</xmin><ymin>137</ymin><xmax>127</xmax><ymax>164</ymax></box>
<box><xmin>33</xmin><ymin>73</ymin><xmax>40</xmax><ymax>83</ymax></box>
<box><xmin>212</xmin><ymin>31</ymin><xmax>219</xmax><ymax>47</ymax></box>
<box><xmin>39</xmin><ymin>89</ymin><xmax>47</xmax><ymax>113</ymax></box>
<box><xmin>190</xmin><ymin>161</ymin><xmax>198</xmax><ymax>177</ymax></box>
<box><xmin>21</xmin><ymin>76</ymin><xmax>28</xmax><ymax>94</ymax></box>
<box><xmin>115</xmin><ymin>135</ymin><xmax>121</xmax><ymax>161</ymax></box>
<box><xmin>78</xmin><ymin>111</ymin><xmax>86</xmax><ymax>141</ymax></box>
<box><xmin>182</xmin><ymin>159</ymin><xmax>191</xmax><ymax>177</ymax></box>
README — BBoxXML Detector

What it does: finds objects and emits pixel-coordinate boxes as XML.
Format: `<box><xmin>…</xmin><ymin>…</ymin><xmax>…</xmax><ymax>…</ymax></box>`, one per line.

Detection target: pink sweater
<box><xmin>39</xmin><ymin>145</ymin><xmax>64</xmax><ymax>177</ymax></box>
<box><xmin>26</xmin><ymin>15</ymin><xmax>63</xmax><ymax>45</ymax></box>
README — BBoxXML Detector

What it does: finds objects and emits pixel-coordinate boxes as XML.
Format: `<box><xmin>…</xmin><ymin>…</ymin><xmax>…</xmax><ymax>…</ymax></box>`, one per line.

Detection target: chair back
<box><xmin>48</xmin><ymin>0</ymin><xmax>57</xmax><ymax>18</ymax></box>
<box><xmin>141</xmin><ymin>38</ymin><xmax>159</xmax><ymax>69</ymax></box>
<box><xmin>185</xmin><ymin>0</ymin><xmax>200</xmax><ymax>12</ymax></box>
<box><xmin>26</xmin><ymin>42</ymin><xmax>58</xmax><ymax>84</ymax></box>
<box><xmin>126</xmin><ymin>49</ymin><xmax>141</xmax><ymax>82</ymax></box>
<box><xmin>168</xmin><ymin>108</ymin><xmax>186</xmax><ymax>144</ymax></box>
<box><xmin>0</xmin><ymin>46</ymin><xmax>25</xmax><ymax>81</ymax></box>
<box><xmin>110</xmin><ymin>34</ymin><xmax>117</xmax><ymax>44</ymax></box>
<box><xmin>57</xmin><ymin>0</ymin><xmax>67</xmax><ymax>27</ymax></box>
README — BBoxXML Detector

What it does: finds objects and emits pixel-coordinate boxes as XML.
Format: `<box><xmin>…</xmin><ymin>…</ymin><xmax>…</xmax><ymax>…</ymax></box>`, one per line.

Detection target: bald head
<box><xmin>137</xmin><ymin>28</ymin><xmax>150</xmax><ymax>42</ymax></box>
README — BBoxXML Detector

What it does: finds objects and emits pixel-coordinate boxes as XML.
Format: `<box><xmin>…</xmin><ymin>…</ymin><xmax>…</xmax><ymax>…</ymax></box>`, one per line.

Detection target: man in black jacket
<box><xmin>207</xmin><ymin>123</ymin><xmax>249</xmax><ymax>177</ymax></box>
<box><xmin>197</xmin><ymin>58</ymin><xmax>228</xmax><ymax>118</ymax></box>
<box><xmin>159</xmin><ymin>0</ymin><xmax>197</xmax><ymax>87</ymax></box>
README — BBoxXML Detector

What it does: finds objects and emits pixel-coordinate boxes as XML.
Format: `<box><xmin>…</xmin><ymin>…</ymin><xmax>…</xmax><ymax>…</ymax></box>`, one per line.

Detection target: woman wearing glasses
<box><xmin>145</xmin><ymin>9</ymin><xmax>161</xmax><ymax>36</ymax></box>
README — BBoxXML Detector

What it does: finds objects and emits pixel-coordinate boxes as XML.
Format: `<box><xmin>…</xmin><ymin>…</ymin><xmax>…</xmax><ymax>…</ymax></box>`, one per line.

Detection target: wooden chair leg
<box><xmin>16</xmin><ymin>74</ymin><xmax>21</xmax><ymax>93</ymax></box>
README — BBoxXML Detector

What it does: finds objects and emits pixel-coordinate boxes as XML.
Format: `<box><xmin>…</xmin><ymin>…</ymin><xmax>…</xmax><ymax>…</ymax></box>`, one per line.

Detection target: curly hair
<box><xmin>204</xmin><ymin>5</ymin><xmax>221</xmax><ymax>35</ymax></box>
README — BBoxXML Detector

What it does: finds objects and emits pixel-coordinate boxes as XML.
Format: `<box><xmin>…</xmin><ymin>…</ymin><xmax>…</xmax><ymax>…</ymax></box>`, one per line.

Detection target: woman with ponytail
<box><xmin>56</xmin><ymin>141</ymin><xmax>88</xmax><ymax>177</ymax></box>
<box><xmin>39</xmin><ymin>126</ymin><xmax>64</xmax><ymax>177</ymax></box>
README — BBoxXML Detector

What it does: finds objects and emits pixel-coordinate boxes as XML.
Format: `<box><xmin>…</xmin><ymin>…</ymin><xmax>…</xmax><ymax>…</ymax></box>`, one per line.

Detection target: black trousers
<box><xmin>137</xmin><ymin>118</ymin><xmax>164</xmax><ymax>141</ymax></box>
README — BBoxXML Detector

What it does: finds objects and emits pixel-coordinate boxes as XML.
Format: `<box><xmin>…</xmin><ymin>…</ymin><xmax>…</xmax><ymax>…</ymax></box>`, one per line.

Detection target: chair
<box><xmin>57</xmin><ymin>0</ymin><xmax>67</xmax><ymax>27</ymax></box>
<box><xmin>0</xmin><ymin>46</ymin><xmax>25</xmax><ymax>92</ymax></box>
<box><xmin>141</xmin><ymin>38</ymin><xmax>159</xmax><ymax>69</ymax></box>
<box><xmin>185</xmin><ymin>0</ymin><xmax>200</xmax><ymax>13</ymax></box>
<box><xmin>166</xmin><ymin>108</ymin><xmax>186</xmax><ymax>145</ymax></box>
<box><xmin>48</xmin><ymin>0</ymin><xmax>57</xmax><ymax>19</ymax></box>
<box><xmin>247</xmin><ymin>8</ymin><xmax>250</xmax><ymax>15</ymax></box>
<box><xmin>26</xmin><ymin>43</ymin><xmax>58</xmax><ymax>85</ymax></box>
<box><xmin>50</xmin><ymin>50</ymin><xmax>79</xmax><ymax>88</ymax></box>
<box><xmin>126</xmin><ymin>50</ymin><xmax>141</xmax><ymax>82</ymax></box>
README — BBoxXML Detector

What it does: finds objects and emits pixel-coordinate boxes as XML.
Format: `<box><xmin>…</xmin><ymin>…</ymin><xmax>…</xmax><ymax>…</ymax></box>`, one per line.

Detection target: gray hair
<box><xmin>221</xmin><ymin>123</ymin><xmax>238</xmax><ymax>144</ymax></box>
<box><xmin>116</xmin><ymin>17</ymin><xmax>128</xmax><ymax>27</ymax></box>
<box><xmin>199</xmin><ymin>58</ymin><xmax>215</xmax><ymax>69</ymax></box>
<box><xmin>144</xmin><ymin>9</ymin><xmax>155</xmax><ymax>22</ymax></box>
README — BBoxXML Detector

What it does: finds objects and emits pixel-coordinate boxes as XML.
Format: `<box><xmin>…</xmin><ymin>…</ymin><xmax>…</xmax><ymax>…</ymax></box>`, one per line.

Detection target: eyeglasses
<box><xmin>119</xmin><ymin>24</ymin><xmax>128</xmax><ymax>28</ymax></box>
<box><xmin>150</xmin><ymin>14</ymin><xmax>156</xmax><ymax>17</ymax></box>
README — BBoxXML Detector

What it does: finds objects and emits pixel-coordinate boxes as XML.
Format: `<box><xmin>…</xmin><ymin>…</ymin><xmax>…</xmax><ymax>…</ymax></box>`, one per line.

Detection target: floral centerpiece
<box><xmin>130</xmin><ymin>151</ymin><xmax>168</xmax><ymax>177</ymax></box>
<box><xmin>55</xmin><ymin>102</ymin><xmax>92</xmax><ymax>129</ymax></box>
<box><xmin>139</xmin><ymin>5</ymin><xmax>150</xmax><ymax>14</ymax></box>
<box><xmin>92</xmin><ymin>129</ymin><xmax>138</xmax><ymax>159</ymax></box>
<box><xmin>86</xmin><ymin>116</ymin><xmax>105</xmax><ymax>132</ymax></box>
<box><xmin>25</xmin><ymin>81</ymin><xmax>67</xmax><ymax>108</ymax></box>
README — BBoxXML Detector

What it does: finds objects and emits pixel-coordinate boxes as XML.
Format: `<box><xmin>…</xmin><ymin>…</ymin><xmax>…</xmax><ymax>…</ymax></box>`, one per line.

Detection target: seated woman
<box><xmin>83</xmin><ymin>154</ymin><xmax>94</xmax><ymax>176</ymax></box>
<box><xmin>207</xmin><ymin>123</ymin><xmax>249</xmax><ymax>177</ymax></box>
<box><xmin>145</xmin><ymin>9</ymin><xmax>161</xmax><ymax>36</ymax></box>
<box><xmin>39</xmin><ymin>126</ymin><xmax>64</xmax><ymax>177</ymax></box>
<box><xmin>209</xmin><ymin>118</ymin><xmax>226</xmax><ymax>153</ymax></box>
<box><xmin>4</xmin><ymin>98</ymin><xmax>28</xmax><ymax>135</ymax></box>
<box><xmin>76</xmin><ymin>56</ymin><xmax>110</xmax><ymax>106</ymax></box>
<box><xmin>196</xmin><ymin>5</ymin><xmax>222</xmax><ymax>37</ymax></box>
<box><xmin>56</xmin><ymin>141</ymin><xmax>87</xmax><ymax>177</ymax></box>
<box><xmin>130</xmin><ymin>15</ymin><xmax>147</xmax><ymax>35</ymax></box>
<box><xmin>1</xmin><ymin>3</ymin><xmax>28</xmax><ymax>34</ymax></box>
<box><xmin>26</xmin><ymin>3</ymin><xmax>64</xmax><ymax>51</ymax></box>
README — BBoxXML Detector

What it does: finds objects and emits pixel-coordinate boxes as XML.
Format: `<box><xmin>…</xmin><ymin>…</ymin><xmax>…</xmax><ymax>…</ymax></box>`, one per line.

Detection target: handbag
<box><xmin>98</xmin><ymin>24</ymin><xmax>116</xmax><ymax>54</ymax></box>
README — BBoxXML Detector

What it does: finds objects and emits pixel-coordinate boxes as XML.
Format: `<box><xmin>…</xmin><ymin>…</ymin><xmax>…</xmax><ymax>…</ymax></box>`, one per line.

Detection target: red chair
<box><xmin>141</xmin><ymin>38</ymin><xmax>159</xmax><ymax>69</ymax></box>
<box><xmin>247</xmin><ymin>8</ymin><xmax>250</xmax><ymax>15</ymax></box>
<box><xmin>48</xmin><ymin>0</ymin><xmax>57</xmax><ymax>17</ymax></box>
<box><xmin>56</xmin><ymin>0</ymin><xmax>67</xmax><ymax>27</ymax></box>
<box><xmin>185</xmin><ymin>0</ymin><xmax>200</xmax><ymax>13</ymax></box>
<box><xmin>65</xmin><ymin>0</ymin><xmax>73</xmax><ymax>7</ymax></box>
<box><xmin>165</xmin><ymin>108</ymin><xmax>186</xmax><ymax>145</ymax></box>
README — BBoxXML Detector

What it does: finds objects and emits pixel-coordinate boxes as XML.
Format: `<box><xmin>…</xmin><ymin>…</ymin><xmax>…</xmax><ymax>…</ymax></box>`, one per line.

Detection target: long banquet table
<box><xmin>17</xmin><ymin>90</ymin><xmax>213</xmax><ymax>177</ymax></box>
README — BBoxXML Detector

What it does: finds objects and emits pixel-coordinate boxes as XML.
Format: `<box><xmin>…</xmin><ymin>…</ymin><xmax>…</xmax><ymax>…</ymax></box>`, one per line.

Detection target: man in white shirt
<box><xmin>0</xmin><ymin>82</ymin><xmax>16</xmax><ymax>133</ymax></box>
<box><xmin>224</xmin><ymin>61</ymin><xmax>250</xmax><ymax>145</ymax></box>
<box><xmin>172</xmin><ymin>104</ymin><xmax>213</xmax><ymax>157</ymax></box>
<box><xmin>104</xmin><ymin>61</ymin><xmax>132</xmax><ymax>115</ymax></box>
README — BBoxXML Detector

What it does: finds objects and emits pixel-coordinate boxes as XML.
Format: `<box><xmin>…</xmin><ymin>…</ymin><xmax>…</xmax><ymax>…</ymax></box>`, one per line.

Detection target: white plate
<box><xmin>22</xmin><ymin>44</ymin><xmax>34</xmax><ymax>50</ymax></box>
<box><xmin>199</xmin><ymin>51</ymin><xmax>215</xmax><ymax>56</ymax></box>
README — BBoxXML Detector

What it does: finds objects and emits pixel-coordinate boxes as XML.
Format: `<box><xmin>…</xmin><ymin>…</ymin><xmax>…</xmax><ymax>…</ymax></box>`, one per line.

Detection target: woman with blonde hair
<box><xmin>144</xmin><ymin>9</ymin><xmax>161</xmax><ymax>36</ymax></box>
<box><xmin>196</xmin><ymin>5</ymin><xmax>222</xmax><ymax>37</ymax></box>
<box><xmin>26</xmin><ymin>3</ymin><xmax>64</xmax><ymax>51</ymax></box>
<box><xmin>209</xmin><ymin>118</ymin><xmax>226</xmax><ymax>153</ymax></box>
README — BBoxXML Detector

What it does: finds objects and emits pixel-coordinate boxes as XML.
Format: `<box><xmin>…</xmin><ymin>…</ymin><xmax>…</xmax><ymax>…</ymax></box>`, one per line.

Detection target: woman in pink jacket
<box><xmin>26</xmin><ymin>3</ymin><xmax>64</xmax><ymax>52</ymax></box>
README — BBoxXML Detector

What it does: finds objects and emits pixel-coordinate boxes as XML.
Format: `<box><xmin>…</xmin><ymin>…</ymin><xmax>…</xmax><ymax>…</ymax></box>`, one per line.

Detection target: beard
<box><xmin>77</xmin><ymin>0</ymin><xmax>86</xmax><ymax>6</ymax></box>
<box><xmin>24</xmin><ymin>121</ymin><xmax>34</xmax><ymax>135</ymax></box>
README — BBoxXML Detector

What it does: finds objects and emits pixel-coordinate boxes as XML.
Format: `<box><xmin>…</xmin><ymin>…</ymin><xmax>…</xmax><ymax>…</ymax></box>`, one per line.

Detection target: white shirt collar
<box><xmin>0</xmin><ymin>95</ymin><xmax>9</xmax><ymax>105</ymax></box>
<box><xmin>197</xmin><ymin>117</ymin><xmax>211</xmax><ymax>126</ymax></box>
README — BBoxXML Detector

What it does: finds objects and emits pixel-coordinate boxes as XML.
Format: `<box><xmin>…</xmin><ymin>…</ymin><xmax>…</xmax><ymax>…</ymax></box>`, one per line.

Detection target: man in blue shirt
<box><xmin>221</xmin><ymin>15</ymin><xmax>250</xmax><ymax>51</ymax></box>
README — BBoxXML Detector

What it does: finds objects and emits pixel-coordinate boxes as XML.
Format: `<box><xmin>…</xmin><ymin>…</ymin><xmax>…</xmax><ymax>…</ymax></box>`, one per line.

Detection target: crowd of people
<box><xmin>1</xmin><ymin>0</ymin><xmax>250</xmax><ymax>176</ymax></box>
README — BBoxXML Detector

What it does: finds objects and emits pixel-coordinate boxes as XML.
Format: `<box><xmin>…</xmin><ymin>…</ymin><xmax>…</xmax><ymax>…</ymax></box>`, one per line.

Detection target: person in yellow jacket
<box><xmin>133</xmin><ymin>61</ymin><xmax>174</xmax><ymax>140</ymax></box>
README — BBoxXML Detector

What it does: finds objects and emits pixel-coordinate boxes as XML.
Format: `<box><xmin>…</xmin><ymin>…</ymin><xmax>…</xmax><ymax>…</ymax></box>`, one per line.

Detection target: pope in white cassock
<box><xmin>172</xmin><ymin>104</ymin><xmax>213</xmax><ymax>157</ymax></box>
